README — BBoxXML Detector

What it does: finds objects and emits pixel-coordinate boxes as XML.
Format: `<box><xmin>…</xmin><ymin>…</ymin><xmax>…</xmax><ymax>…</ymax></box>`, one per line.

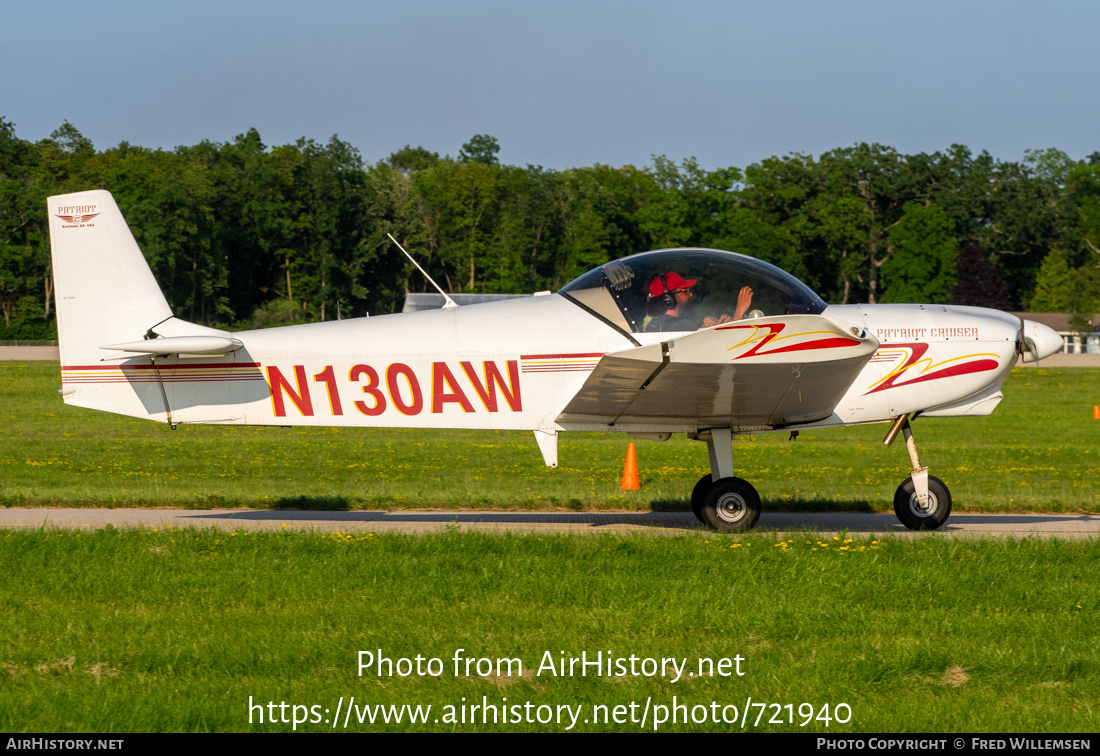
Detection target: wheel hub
<box><xmin>908</xmin><ymin>491</ymin><xmax>939</xmax><ymax>517</ymax></box>
<box><xmin>716</xmin><ymin>492</ymin><xmax>747</xmax><ymax>523</ymax></box>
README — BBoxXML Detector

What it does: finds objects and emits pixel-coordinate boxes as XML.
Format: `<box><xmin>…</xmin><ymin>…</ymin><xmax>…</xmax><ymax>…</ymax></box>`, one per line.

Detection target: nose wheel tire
<box><xmin>701</xmin><ymin>477</ymin><xmax>761</xmax><ymax>532</ymax></box>
<box><xmin>893</xmin><ymin>474</ymin><xmax>952</xmax><ymax>530</ymax></box>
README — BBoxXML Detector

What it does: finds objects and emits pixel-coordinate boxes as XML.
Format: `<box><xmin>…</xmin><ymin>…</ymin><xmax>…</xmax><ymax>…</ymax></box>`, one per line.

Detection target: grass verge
<box><xmin>0</xmin><ymin>528</ymin><xmax>1097</xmax><ymax>732</ymax></box>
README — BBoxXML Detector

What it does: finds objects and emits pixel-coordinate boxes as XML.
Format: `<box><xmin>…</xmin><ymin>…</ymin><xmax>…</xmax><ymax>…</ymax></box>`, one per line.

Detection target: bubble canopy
<box><xmin>558</xmin><ymin>248</ymin><xmax>827</xmax><ymax>335</ymax></box>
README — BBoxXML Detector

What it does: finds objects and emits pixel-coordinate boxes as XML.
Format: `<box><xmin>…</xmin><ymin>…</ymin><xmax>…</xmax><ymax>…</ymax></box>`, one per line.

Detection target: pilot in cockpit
<box><xmin>644</xmin><ymin>272</ymin><xmax>753</xmax><ymax>332</ymax></box>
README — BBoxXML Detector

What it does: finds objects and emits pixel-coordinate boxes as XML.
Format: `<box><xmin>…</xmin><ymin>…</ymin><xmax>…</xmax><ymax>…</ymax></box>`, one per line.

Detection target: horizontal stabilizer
<box><xmin>100</xmin><ymin>335</ymin><xmax>243</xmax><ymax>356</ymax></box>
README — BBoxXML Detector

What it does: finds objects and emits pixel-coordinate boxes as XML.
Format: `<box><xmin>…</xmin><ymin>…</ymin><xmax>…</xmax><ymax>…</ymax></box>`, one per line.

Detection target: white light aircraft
<box><xmin>48</xmin><ymin>190</ymin><xmax>1063</xmax><ymax>531</ymax></box>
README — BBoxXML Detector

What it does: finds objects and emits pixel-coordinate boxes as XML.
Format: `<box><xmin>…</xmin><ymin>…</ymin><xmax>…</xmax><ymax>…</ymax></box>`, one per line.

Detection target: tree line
<box><xmin>2</xmin><ymin>117</ymin><xmax>1098</xmax><ymax>339</ymax></box>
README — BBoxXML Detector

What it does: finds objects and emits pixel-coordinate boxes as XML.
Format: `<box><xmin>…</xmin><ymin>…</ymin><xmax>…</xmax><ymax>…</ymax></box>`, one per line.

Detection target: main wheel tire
<box><xmin>701</xmin><ymin>477</ymin><xmax>761</xmax><ymax>532</ymax></box>
<box><xmin>893</xmin><ymin>474</ymin><xmax>952</xmax><ymax>530</ymax></box>
<box><xmin>690</xmin><ymin>474</ymin><xmax>712</xmax><ymax>523</ymax></box>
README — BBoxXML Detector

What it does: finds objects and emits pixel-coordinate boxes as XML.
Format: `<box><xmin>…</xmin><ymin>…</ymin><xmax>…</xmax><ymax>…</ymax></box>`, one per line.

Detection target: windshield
<box><xmin>559</xmin><ymin>248</ymin><xmax>827</xmax><ymax>334</ymax></box>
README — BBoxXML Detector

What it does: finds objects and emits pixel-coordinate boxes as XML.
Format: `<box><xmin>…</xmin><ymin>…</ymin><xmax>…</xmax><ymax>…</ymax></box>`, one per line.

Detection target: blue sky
<box><xmin>4</xmin><ymin>0</ymin><xmax>1098</xmax><ymax>170</ymax></box>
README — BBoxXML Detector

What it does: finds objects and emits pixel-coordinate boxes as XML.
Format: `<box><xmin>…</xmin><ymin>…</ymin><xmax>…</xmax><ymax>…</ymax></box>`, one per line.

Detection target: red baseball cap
<box><xmin>649</xmin><ymin>272</ymin><xmax>697</xmax><ymax>298</ymax></box>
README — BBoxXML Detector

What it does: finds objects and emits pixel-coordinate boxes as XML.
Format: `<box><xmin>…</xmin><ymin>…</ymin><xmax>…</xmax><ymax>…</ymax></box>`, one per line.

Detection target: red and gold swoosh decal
<box><xmin>716</xmin><ymin>322</ymin><xmax>861</xmax><ymax>360</ymax></box>
<box><xmin>863</xmin><ymin>343</ymin><xmax>1000</xmax><ymax>395</ymax></box>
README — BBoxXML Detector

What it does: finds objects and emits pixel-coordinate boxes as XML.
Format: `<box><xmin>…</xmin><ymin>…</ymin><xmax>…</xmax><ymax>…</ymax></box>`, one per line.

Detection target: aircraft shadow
<box><xmin>649</xmin><ymin>498</ymin><xmax>879</xmax><ymax>513</ymax></box>
<box><xmin>178</xmin><ymin>509</ymin><xmax>1098</xmax><ymax>534</ymax></box>
<box><xmin>179</xmin><ymin>509</ymin><xmax>707</xmax><ymax>531</ymax></box>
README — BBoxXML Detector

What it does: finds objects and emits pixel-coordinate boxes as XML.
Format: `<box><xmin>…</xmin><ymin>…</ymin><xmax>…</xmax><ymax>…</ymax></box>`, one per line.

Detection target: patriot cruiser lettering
<box><xmin>265</xmin><ymin>360</ymin><xmax>522</xmax><ymax>418</ymax></box>
<box><xmin>877</xmin><ymin>327</ymin><xmax>981</xmax><ymax>340</ymax></box>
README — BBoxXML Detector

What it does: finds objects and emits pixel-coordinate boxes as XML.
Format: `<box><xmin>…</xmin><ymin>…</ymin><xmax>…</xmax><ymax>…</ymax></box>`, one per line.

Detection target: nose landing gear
<box><xmin>883</xmin><ymin>415</ymin><xmax>952</xmax><ymax>530</ymax></box>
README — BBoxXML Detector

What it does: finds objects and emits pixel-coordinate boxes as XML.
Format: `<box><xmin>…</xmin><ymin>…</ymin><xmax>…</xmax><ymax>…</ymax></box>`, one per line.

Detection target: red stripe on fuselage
<box><xmin>520</xmin><ymin>353</ymin><xmax>604</xmax><ymax>360</ymax></box>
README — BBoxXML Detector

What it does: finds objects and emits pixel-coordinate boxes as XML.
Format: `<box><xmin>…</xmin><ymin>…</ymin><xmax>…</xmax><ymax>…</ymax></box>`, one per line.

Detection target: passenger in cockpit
<box><xmin>644</xmin><ymin>272</ymin><xmax>753</xmax><ymax>332</ymax></box>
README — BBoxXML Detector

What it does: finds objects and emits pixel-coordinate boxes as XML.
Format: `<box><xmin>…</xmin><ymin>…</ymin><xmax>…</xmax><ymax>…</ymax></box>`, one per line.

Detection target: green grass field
<box><xmin>1</xmin><ymin>528</ymin><xmax>1097</xmax><ymax>733</ymax></box>
<box><xmin>1</xmin><ymin>362</ymin><xmax>1096</xmax><ymax>512</ymax></box>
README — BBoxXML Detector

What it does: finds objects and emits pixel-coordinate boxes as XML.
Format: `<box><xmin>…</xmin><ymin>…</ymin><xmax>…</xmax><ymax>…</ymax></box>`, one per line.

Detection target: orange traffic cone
<box><xmin>621</xmin><ymin>443</ymin><xmax>640</xmax><ymax>490</ymax></box>
<box><xmin>1094</xmin><ymin>405</ymin><xmax>1099</xmax><ymax>420</ymax></box>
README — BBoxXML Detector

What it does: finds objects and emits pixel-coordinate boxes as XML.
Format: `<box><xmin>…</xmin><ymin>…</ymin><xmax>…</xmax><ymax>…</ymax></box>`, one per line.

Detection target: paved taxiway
<box><xmin>0</xmin><ymin>508</ymin><xmax>1096</xmax><ymax>538</ymax></box>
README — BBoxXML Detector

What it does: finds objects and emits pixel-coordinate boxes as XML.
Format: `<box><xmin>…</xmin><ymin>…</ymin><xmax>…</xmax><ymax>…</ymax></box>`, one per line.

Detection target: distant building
<box><xmin>401</xmin><ymin>292</ymin><xmax>532</xmax><ymax>313</ymax></box>
<box><xmin>1012</xmin><ymin>313</ymin><xmax>1100</xmax><ymax>355</ymax></box>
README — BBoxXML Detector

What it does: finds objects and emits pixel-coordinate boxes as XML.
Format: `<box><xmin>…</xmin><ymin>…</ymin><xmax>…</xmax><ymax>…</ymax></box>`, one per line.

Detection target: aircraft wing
<box><xmin>556</xmin><ymin>314</ymin><xmax>879</xmax><ymax>430</ymax></box>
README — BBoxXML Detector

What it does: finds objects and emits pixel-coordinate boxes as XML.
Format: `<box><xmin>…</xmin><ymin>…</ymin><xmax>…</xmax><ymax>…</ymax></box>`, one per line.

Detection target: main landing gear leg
<box><xmin>882</xmin><ymin>415</ymin><xmax>952</xmax><ymax>530</ymax></box>
<box><xmin>689</xmin><ymin>428</ymin><xmax>761</xmax><ymax>532</ymax></box>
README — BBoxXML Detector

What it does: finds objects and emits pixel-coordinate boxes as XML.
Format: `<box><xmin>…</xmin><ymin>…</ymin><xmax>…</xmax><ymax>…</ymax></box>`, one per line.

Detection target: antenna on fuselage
<box><xmin>387</xmin><ymin>233</ymin><xmax>459</xmax><ymax>310</ymax></box>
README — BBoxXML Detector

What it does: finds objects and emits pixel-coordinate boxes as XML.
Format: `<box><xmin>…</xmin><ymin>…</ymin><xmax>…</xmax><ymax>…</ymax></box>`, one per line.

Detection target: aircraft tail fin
<box><xmin>48</xmin><ymin>190</ymin><xmax>175</xmax><ymax>367</ymax></box>
<box><xmin>48</xmin><ymin>190</ymin><xmax>196</xmax><ymax>421</ymax></box>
